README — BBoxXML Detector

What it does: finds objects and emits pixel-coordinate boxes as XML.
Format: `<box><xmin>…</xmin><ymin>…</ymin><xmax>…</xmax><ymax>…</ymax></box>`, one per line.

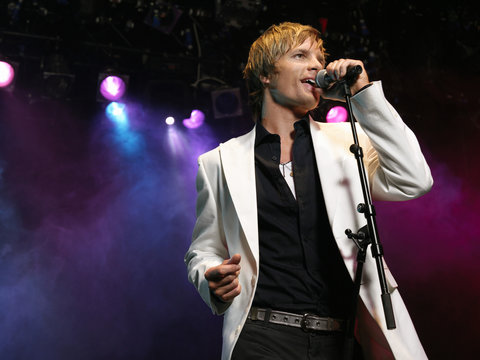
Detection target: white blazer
<box><xmin>185</xmin><ymin>82</ymin><xmax>433</xmax><ymax>360</ymax></box>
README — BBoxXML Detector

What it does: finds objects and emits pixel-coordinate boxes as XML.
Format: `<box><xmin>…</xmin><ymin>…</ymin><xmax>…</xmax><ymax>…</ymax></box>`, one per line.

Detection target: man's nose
<box><xmin>309</xmin><ymin>57</ymin><xmax>323</xmax><ymax>71</ymax></box>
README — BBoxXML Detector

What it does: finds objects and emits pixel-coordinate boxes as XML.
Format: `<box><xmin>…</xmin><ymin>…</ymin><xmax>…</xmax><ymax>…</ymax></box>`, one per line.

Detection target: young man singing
<box><xmin>185</xmin><ymin>22</ymin><xmax>432</xmax><ymax>360</ymax></box>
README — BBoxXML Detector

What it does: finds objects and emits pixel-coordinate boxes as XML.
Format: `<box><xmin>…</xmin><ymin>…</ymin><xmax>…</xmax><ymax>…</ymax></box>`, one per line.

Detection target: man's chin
<box><xmin>304</xmin><ymin>99</ymin><xmax>320</xmax><ymax>112</ymax></box>
<box><xmin>292</xmin><ymin>104</ymin><xmax>318</xmax><ymax>118</ymax></box>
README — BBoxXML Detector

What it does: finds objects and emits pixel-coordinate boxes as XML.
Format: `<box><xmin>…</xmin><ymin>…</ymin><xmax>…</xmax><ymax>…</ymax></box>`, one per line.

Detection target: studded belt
<box><xmin>248</xmin><ymin>307</ymin><xmax>345</xmax><ymax>332</ymax></box>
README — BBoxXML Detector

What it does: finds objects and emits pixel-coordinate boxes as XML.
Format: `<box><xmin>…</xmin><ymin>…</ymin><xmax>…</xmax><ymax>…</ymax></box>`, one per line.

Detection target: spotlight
<box><xmin>165</xmin><ymin>116</ymin><xmax>175</xmax><ymax>126</ymax></box>
<box><xmin>326</xmin><ymin>106</ymin><xmax>348</xmax><ymax>123</ymax></box>
<box><xmin>97</xmin><ymin>72</ymin><xmax>129</xmax><ymax>102</ymax></box>
<box><xmin>211</xmin><ymin>88</ymin><xmax>243</xmax><ymax>119</ymax></box>
<box><xmin>0</xmin><ymin>60</ymin><xmax>17</xmax><ymax>91</ymax></box>
<box><xmin>183</xmin><ymin>109</ymin><xmax>205</xmax><ymax>129</ymax></box>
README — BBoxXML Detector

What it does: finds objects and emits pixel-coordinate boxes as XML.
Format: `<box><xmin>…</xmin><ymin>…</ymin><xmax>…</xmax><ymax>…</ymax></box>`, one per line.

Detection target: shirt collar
<box><xmin>255</xmin><ymin>120</ymin><xmax>277</xmax><ymax>147</ymax></box>
<box><xmin>255</xmin><ymin>115</ymin><xmax>311</xmax><ymax>147</ymax></box>
<box><xmin>294</xmin><ymin>115</ymin><xmax>311</xmax><ymax>134</ymax></box>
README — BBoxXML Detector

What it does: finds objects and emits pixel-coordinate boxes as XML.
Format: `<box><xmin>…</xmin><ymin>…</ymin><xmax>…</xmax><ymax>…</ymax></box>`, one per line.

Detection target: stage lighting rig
<box><xmin>144</xmin><ymin>1</ymin><xmax>183</xmax><ymax>34</ymax></box>
<box><xmin>42</xmin><ymin>54</ymin><xmax>76</xmax><ymax>100</ymax></box>
<box><xmin>215</xmin><ymin>0</ymin><xmax>265</xmax><ymax>29</ymax></box>
<box><xmin>6</xmin><ymin>1</ymin><xmax>23</xmax><ymax>24</ymax></box>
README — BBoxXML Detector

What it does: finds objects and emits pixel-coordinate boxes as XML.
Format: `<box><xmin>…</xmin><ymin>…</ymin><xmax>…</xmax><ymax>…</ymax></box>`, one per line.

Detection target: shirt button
<box><xmin>272</xmin><ymin>156</ymin><xmax>277</xmax><ymax>161</ymax></box>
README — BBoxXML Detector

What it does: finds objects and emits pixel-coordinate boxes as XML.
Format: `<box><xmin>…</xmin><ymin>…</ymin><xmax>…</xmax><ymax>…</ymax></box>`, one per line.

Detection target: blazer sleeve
<box><xmin>184</xmin><ymin>151</ymin><xmax>232</xmax><ymax>315</ymax></box>
<box><xmin>350</xmin><ymin>81</ymin><xmax>433</xmax><ymax>201</ymax></box>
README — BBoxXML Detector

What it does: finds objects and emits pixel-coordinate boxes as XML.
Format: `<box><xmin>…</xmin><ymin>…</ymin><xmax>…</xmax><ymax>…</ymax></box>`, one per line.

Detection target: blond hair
<box><xmin>243</xmin><ymin>22</ymin><xmax>326</xmax><ymax>120</ymax></box>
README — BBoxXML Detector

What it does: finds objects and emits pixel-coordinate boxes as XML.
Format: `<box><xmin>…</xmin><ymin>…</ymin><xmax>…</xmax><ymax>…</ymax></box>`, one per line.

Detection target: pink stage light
<box><xmin>183</xmin><ymin>110</ymin><xmax>205</xmax><ymax>129</ymax></box>
<box><xmin>326</xmin><ymin>106</ymin><xmax>348</xmax><ymax>123</ymax></box>
<box><xmin>0</xmin><ymin>61</ymin><xmax>15</xmax><ymax>88</ymax></box>
<box><xmin>99</xmin><ymin>75</ymin><xmax>126</xmax><ymax>101</ymax></box>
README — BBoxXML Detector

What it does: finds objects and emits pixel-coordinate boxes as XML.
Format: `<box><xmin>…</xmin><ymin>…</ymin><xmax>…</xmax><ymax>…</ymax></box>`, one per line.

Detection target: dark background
<box><xmin>0</xmin><ymin>1</ymin><xmax>478</xmax><ymax>359</ymax></box>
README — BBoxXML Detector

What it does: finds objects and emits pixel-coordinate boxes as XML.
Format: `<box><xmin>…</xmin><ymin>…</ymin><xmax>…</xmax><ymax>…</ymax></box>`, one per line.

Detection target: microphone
<box><xmin>315</xmin><ymin>65</ymin><xmax>363</xmax><ymax>89</ymax></box>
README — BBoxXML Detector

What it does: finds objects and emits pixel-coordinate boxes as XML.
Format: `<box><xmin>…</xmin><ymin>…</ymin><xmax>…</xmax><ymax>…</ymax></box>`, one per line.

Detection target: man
<box><xmin>185</xmin><ymin>22</ymin><xmax>433</xmax><ymax>360</ymax></box>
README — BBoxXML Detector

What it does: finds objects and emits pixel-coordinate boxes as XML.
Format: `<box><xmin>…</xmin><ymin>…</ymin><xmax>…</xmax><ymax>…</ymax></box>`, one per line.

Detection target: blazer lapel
<box><xmin>310</xmin><ymin>119</ymin><xmax>363</xmax><ymax>266</ymax></box>
<box><xmin>219</xmin><ymin>127</ymin><xmax>259</xmax><ymax>262</ymax></box>
<box><xmin>309</xmin><ymin>119</ymin><xmax>343</xmax><ymax>228</ymax></box>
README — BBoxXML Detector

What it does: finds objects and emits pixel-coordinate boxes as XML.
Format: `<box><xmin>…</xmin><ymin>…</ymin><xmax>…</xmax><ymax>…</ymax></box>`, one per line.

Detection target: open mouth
<box><xmin>302</xmin><ymin>79</ymin><xmax>316</xmax><ymax>87</ymax></box>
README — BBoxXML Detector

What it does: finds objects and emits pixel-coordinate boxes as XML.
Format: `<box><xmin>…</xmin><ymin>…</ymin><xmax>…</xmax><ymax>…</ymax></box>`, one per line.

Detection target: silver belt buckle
<box><xmin>300</xmin><ymin>313</ymin><xmax>315</xmax><ymax>332</ymax></box>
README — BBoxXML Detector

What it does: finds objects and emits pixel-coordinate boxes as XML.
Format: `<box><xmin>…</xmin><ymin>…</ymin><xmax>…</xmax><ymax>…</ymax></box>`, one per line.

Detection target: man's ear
<box><xmin>260</xmin><ymin>75</ymin><xmax>270</xmax><ymax>85</ymax></box>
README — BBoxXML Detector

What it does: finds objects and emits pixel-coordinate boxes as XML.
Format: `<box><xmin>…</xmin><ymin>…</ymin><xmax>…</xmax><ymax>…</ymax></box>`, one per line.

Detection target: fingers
<box><xmin>210</xmin><ymin>277</ymin><xmax>242</xmax><ymax>302</ymax></box>
<box><xmin>205</xmin><ymin>262</ymin><xmax>240</xmax><ymax>282</ymax></box>
<box><xmin>220</xmin><ymin>283</ymin><xmax>242</xmax><ymax>302</ymax></box>
<box><xmin>204</xmin><ymin>254</ymin><xmax>242</xmax><ymax>302</ymax></box>
<box><xmin>324</xmin><ymin>58</ymin><xmax>370</xmax><ymax>96</ymax></box>
<box><xmin>326</xmin><ymin>59</ymin><xmax>364</xmax><ymax>81</ymax></box>
<box><xmin>212</xmin><ymin>273</ymin><xmax>239</xmax><ymax>287</ymax></box>
<box><xmin>327</xmin><ymin>59</ymin><xmax>343</xmax><ymax>80</ymax></box>
<box><xmin>205</xmin><ymin>254</ymin><xmax>241</xmax><ymax>281</ymax></box>
<box><xmin>226</xmin><ymin>253</ymin><xmax>241</xmax><ymax>265</ymax></box>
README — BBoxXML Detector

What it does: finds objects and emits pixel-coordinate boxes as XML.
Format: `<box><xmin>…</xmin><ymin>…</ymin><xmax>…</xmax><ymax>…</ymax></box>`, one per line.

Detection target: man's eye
<box><xmin>294</xmin><ymin>53</ymin><xmax>305</xmax><ymax>58</ymax></box>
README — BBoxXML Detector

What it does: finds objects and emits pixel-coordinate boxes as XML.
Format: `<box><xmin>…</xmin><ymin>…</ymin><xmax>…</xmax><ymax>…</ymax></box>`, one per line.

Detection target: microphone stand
<box><xmin>339</xmin><ymin>79</ymin><xmax>396</xmax><ymax>360</ymax></box>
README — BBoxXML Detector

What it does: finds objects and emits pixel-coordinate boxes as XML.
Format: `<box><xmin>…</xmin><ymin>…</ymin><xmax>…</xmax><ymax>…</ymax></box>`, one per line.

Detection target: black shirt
<box><xmin>252</xmin><ymin>117</ymin><xmax>353</xmax><ymax>318</ymax></box>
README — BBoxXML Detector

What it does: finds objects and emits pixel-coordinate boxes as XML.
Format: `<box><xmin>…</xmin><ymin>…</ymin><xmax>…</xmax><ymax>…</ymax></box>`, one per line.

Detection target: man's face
<box><xmin>266</xmin><ymin>37</ymin><xmax>324</xmax><ymax>115</ymax></box>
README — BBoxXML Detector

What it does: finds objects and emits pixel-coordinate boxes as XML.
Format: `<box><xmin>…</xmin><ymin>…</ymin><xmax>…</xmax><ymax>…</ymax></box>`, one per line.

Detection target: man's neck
<box><xmin>261</xmin><ymin>105</ymin><xmax>309</xmax><ymax>164</ymax></box>
<box><xmin>261</xmin><ymin>104</ymin><xmax>307</xmax><ymax>138</ymax></box>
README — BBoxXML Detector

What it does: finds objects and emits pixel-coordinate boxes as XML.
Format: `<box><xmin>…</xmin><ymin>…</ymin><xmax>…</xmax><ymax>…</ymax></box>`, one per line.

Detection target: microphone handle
<box><xmin>317</xmin><ymin>65</ymin><xmax>363</xmax><ymax>89</ymax></box>
<box><xmin>344</xmin><ymin>65</ymin><xmax>363</xmax><ymax>85</ymax></box>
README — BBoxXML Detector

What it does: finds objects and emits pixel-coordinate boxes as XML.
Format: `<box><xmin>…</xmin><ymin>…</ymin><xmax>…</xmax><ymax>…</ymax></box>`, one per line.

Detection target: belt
<box><xmin>248</xmin><ymin>307</ymin><xmax>345</xmax><ymax>332</ymax></box>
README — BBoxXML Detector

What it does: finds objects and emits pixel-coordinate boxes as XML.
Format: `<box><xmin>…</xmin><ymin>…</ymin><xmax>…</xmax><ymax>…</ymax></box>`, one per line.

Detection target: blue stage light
<box><xmin>106</xmin><ymin>102</ymin><xmax>128</xmax><ymax>127</ymax></box>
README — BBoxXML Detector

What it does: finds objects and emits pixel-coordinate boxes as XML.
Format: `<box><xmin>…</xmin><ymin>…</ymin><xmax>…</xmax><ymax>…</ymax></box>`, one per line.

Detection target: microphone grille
<box><xmin>315</xmin><ymin>69</ymin><xmax>329</xmax><ymax>89</ymax></box>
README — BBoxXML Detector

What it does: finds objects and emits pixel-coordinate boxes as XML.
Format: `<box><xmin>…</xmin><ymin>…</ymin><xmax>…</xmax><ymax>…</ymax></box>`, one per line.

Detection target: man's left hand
<box><xmin>321</xmin><ymin>59</ymin><xmax>370</xmax><ymax>100</ymax></box>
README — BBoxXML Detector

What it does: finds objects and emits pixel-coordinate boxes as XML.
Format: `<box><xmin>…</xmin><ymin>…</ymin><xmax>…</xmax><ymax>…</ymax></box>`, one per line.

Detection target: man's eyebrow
<box><xmin>292</xmin><ymin>46</ymin><xmax>325</xmax><ymax>63</ymax></box>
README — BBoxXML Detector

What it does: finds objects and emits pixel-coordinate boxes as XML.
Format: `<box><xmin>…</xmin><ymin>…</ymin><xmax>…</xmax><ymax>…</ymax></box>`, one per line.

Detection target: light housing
<box><xmin>0</xmin><ymin>60</ymin><xmax>17</xmax><ymax>91</ymax></box>
<box><xmin>97</xmin><ymin>72</ymin><xmax>129</xmax><ymax>102</ymax></box>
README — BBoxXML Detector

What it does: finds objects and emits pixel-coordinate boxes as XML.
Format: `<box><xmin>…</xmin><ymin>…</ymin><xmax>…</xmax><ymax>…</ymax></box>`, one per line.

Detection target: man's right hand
<box><xmin>204</xmin><ymin>254</ymin><xmax>242</xmax><ymax>302</ymax></box>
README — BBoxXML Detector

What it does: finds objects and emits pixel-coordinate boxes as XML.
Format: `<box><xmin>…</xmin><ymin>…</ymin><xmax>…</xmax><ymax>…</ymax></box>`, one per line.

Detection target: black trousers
<box><xmin>232</xmin><ymin>319</ymin><xmax>364</xmax><ymax>360</ymax></box>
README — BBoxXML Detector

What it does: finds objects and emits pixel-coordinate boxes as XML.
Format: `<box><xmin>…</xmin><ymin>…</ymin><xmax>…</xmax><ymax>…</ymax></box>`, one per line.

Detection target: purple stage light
<box><xmin>0</xmin><ymin>61</ymin><xmax>15</xmax><ymax>88</ymax></box>
<box><xmin>326</xmin><ymin>106</ymin><xmax>348</xmax><ymax>123</ymax></box>
<box><xmin>165</xmin><ymin>116</ymin><xmax>175</xmax><ymax>126</ymax></box>
<box><xmin>182</xmin><ymin>110</ymin><xmax>205</xmax><ymax>129</ymax></box>
<box><xmin>99</xmin><ymin>75</ymin><xmax>126</xmax><ymax>101</ymax></box>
